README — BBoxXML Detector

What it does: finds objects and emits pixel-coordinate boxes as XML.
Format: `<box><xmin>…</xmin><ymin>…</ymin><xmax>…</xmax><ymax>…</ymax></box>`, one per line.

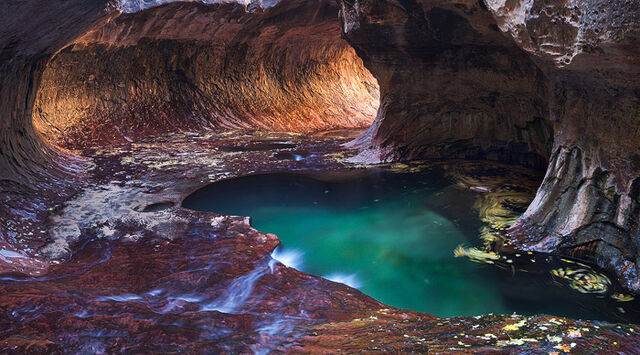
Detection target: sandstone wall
<box><xmin>33</xmin><ymin>1</ymin><xmax>379</xmax><ymax>149</ymax></box>
<box><xmin>338</xmin><ymin>0</ymin><xmax>640</xmax><ymax>292</ymax></box>
<box><xmin>339</xmin><ymin>0</ymin><xmax>553</xmax><ymax>168</ymax></box>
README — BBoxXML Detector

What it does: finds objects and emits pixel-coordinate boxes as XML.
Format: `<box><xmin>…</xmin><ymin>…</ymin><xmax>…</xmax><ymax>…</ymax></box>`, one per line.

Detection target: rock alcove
<box><xmin>1</xmin><ymin>0</ymin><xmax>640</xmax><ymax>352</ymax></box>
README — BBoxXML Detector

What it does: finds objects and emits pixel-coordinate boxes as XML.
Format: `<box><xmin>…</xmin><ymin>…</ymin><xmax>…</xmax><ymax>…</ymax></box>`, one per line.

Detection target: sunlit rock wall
<box><xmin>0</xmin><ymin>0</ymin><xmax>118</xmax><ymax>275</ymax></box>
<box><xmin>0</xmin><ymin>0</ymin><xmax>376</xmax><ymax>274</ymax></box>
<box><xmin>0</xmin><ymin>0</ymin><xmax>112</xmax><ymax>184</ymax></box>
<box><xmin>33</xmin><ymin>1</ymin><xmax>378</xmax><ymax>149</ymax></box>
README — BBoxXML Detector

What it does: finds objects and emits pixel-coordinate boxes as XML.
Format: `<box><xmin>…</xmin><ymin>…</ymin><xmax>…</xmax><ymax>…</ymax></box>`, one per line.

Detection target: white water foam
<box><xmin>269</xmin><ymin>247</ymin><xmax>303</xmax><ymax>272</ymax></box>
<box><xmin>323</xmin><ymin>272</ymin><xmax>362</xmax><ymax>289</ymax></box>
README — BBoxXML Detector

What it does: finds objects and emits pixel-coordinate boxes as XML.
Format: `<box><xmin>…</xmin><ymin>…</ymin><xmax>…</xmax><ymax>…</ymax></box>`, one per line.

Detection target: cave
<box><xmin>1</xmin><ymin>0</ymin><xmax>640</xmax><ymax>352</ymax></box>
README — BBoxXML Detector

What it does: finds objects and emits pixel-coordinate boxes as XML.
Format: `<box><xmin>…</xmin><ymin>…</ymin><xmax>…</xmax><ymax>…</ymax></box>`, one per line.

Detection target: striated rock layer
<box><xmin>0</xmin><ymin>0</ymin><xmax>114</xmax><ymax>185</ymax></box>
<box><xmin>33</xmin><ymin>1</ymin><xmax>378</xmax><ymax>149</ymax></box>
<box><xmin>338</xmin><ymin>0</ymin><xmax>640</xmax><ymax>293</ymax></box>
<box><xmin>340</xmin><ymin>0</ymin><xmax>553</xmax><ymax>169</ymax></box>
<box><xmin>1</xmin><ymin>0</ymin><xmax>377</xmax><ymax>271</ymax></box>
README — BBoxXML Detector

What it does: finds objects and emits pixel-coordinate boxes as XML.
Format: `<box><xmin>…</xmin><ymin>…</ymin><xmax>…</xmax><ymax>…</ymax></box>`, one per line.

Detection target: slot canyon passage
<box><xmin>1</xmin><ymin>0</ymin><xmax>640</xmax><ymax>352</ymax></box>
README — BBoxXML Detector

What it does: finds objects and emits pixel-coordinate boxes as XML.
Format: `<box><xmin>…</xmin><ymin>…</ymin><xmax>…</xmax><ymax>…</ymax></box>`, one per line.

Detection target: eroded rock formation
<box><xmin>6</xmin><ymin>0</ymin><xmax>636</xmax><ymax>291</ymax></box>
<box><xmin>1</xmin><ymin>0</ymin><xmax>377</xmax><ymax>272</ymax></box>
<box><xmin>340</xmin><ymin>0</ymin><xmax>553</xmax><ymax>168</ymax></box>
<box><xmin>0</xmin><ymin>0</ymin><xmax>112</xmax><ymax>183</ymax></box>
<box><xmin>33</xmin><ymin>1</ymin><xmax>378</xmax><ymax>148</ymax></box>
<box><xmin>497</xmin><ymin>0</ymin><xmax>640</xmax><ymax>292</ymax></box>
<box><xmin>0</xmin><ymin>0</ymin><xmax>117</xmax><ymax>273</ymax></box>
<box><xmin>338</xmin><ymin>0</ymin><xmax>640</xmax><ymax>293</ymax></box>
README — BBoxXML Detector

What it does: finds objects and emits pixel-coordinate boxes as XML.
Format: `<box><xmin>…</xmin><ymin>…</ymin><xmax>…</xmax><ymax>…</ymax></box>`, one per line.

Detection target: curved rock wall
<box><xmin>338</xmin><ymin>0</ymin><xmax>640</xmax><ymax>292</ymax></box>
<box><xmin>34</xmin><ymin>1</ymin><xmax>379</xmax><ymax>149</ymax></box>
<box><xmin>492</xmin><ymin>0</ymin><xmax>640</xmax><ymax>292</ymax></box>
<box><xmin>0</xmin><ymin>0</ymin><xmax>377</xmax><ymax>275</ymax></box>
<box><xmin>0</xmin><ymin>0</ymin><xmax>113</xmax><ymax>185</ymax></box>
<box><xmin>340</xmin><ymin>0</ymin><xmax>553</xmax><ymax>168</ymax></box>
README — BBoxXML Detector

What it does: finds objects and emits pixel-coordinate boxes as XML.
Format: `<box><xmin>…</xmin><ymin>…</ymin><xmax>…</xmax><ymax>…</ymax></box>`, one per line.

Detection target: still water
<box><xmin>183</xmin><ymin>168</ymin><xmax>638</xmax><ymax>321</ymax></box>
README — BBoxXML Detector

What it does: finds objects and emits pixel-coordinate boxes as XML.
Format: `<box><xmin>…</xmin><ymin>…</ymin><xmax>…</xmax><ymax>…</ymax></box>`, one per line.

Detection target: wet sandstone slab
<box><xmin>1</xmin><ymin>131</ymin><xmax>639</xmax><ymax>353</ymax></box>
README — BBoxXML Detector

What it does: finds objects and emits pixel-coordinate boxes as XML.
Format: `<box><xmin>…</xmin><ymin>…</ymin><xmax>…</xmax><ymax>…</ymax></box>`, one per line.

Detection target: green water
<box><xmin>263</xmin><ymin>205</ymin><xmax>500</xmax><ymax>316</ymax></box>
<box><xmin>182</xmin><ymin>168</ymin><xmax>636</xmax><ymax>320</ymax></box>
<box><xmin>183</xmin><ymin>169</ymin><xmax>511</xmax><ymax>317</ymax></box>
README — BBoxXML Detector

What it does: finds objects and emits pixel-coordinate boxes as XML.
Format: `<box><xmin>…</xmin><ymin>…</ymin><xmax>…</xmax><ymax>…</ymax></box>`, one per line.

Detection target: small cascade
<box><xmin>202</xmin><ymin>264</ymin><xmax>270</xmax><ymax>314</ymax></box>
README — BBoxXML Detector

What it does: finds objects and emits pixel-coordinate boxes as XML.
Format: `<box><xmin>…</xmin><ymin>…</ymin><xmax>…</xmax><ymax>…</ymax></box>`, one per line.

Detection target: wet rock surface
<box><xmin>297</xmin><ymin>313</ymin><xmax>640</xmax><ymax>353</ymax></box>
<box><xmin>1</xmin><ymin>131</ymin><xmax>639</xmax><ymax>352</ymax></box>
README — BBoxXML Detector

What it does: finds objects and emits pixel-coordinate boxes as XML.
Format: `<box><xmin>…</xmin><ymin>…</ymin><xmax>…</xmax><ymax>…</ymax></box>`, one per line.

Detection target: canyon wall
<box><xmin>494</xmin><ymin>0</ymin><xmax>640</xmax><ymax>292</ymax></box>
<box><xmin>0</xmin><ymin>0</ymin><xmax>377</xmax><ymax>273</ymax></box>
<box><xmin>340</xmin><ymin>0</ymin><xmax>553</xmax><ymax>168</ymax></box>
<box><xmin>339</xmin><ymin>0</ymin><xmax>640</xmax><ymax>292</ymax></box>
<box><xmin>33</xmin><ymin>1</ymin><xmax>378</xmax><ymax>149</ymax></box>
<box><xmin>0</xmin><ymin>0</ymin><xmax>115</xmax><ymax>261</ymax></box>
<box><xmin>0</xmin><ymin>0</ymin><xmax>112</xmax><ymax>185</ymax></box>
